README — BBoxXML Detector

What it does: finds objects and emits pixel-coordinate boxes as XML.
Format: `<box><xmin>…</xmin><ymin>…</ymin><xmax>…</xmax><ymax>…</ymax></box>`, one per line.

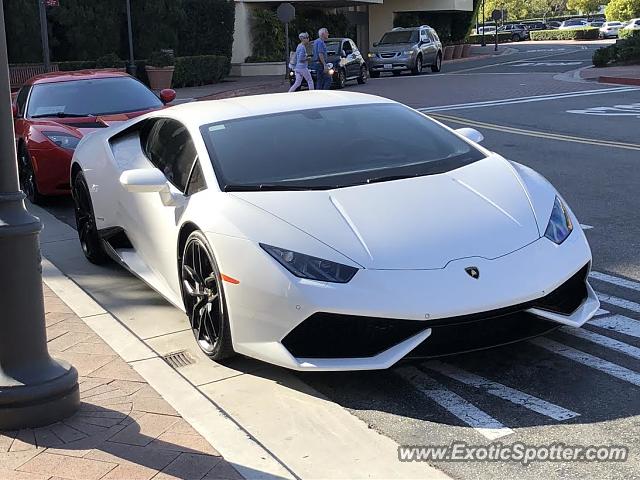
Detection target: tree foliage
<box><xmin>605</xmin><ymin>0</ymin><xmax>640</xmax><ymax>20</ymax></box>
<box><xmin>4</xmin><ymin>0</ymin><xmax>41</xmax><ymax>63</ymax></box>
<box><xmin>566</xmin><ymin>0</ymin><xmax>607</xmax><ymax>15</ymax></box>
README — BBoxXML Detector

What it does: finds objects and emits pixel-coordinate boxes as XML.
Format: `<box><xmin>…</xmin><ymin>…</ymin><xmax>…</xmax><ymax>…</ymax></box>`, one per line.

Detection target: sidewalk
<box><xmin>0</xmin><ymin>285</ymin><xmax>243</xmax><ymax>480</ymax></box>
<box><xmin>580</xmin><ymin>64</ymin><xmax>640</xmax><ymax>86</ymax></box>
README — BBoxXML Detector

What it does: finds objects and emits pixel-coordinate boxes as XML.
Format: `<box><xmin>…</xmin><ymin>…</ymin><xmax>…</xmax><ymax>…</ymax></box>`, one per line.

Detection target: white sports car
<box><xmin>71</xmin><ymin>91</ymin><xmax>599</xmax><ymax>371</ymax></box>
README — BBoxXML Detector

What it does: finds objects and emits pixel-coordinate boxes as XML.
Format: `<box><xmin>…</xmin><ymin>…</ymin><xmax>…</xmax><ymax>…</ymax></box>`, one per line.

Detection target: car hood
<box><xmin>231</xmin><ymin>155</ymin><xmax>542</xmax><ymax>270</ymax></box>
<box><xmin>30</xmin><ymin>109</ymin><xmax>154</xmax><ymax>136</ymax></box>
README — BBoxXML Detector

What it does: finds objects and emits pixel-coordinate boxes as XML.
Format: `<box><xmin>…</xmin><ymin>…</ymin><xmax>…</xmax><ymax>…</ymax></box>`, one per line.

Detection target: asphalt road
<box><xmin>39</xmin><ymin>42</ymin><xmax>640</xmax><ymax>479</ymax></box>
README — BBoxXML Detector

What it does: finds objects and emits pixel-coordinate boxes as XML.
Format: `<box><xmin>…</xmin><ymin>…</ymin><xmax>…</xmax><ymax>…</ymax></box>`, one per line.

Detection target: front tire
<box><xmin>411</xmin><ymin>55</ymin><xmax>423</xmax><ymax>75</ymax></box>
<box><xmin>357</xmin><ymin>65</ymin><xmax>368</xmax><ymax>84</ymax></box>
<box><xmin>72</xmin><ymin>171</ymin><xmax>108</xmax><ymax>265</ymax></box>
<box><xmin>18</xmin><ymin>145</ymin><xmax>45</xmax><ymax>205</ymax></box>
<box><xmin>335</xmin><ymin>68</ymin><xmax>346</xmax><ymax>89</ymax></box>
<box><xmin>180</xmin><ymin>231</ymin><xmax>234</xmax><ymax>361</ymax></box>
<box><xmin>431</xmin><ymin>53</ymin><xmax>442</xmax><ymax>73</ymax></box>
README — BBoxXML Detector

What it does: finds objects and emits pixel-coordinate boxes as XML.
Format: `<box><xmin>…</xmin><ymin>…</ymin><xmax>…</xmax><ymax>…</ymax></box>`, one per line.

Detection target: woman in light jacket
<box><xmin>288</xmin><ymin>32</ymin><xmax>314</xmax><ymax>92</ymax></box>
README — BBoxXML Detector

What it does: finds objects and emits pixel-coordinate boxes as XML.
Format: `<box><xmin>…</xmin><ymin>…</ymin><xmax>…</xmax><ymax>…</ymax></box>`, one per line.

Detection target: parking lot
<box><xmin>34</xmin><ymin>41</ymin><xmax>640</xmax><ymax>479</ymax></box>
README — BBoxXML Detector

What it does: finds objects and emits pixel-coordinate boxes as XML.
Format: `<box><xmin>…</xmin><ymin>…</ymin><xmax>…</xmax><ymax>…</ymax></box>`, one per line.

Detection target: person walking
<box><xmin>312</xmin><ymin>27</ymin><xmax>332</xmax><ymax>90</ymax></box>
<box><xmin>288</xmin><ymin>32</ymin><xmax>314</xmax><ymax>92</ymax></box>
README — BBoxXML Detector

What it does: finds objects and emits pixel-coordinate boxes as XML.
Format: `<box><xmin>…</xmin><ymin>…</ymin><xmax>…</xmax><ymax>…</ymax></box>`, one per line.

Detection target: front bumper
<box><xmin>209</xmin><ymin>227</ymin><xmax>598</xmax><ymax>371</ymax></box>
<box><xmin>368</xmin><ymin>53</ymin><xmax>414</xmax><ymax>72</ymax></box>
<box><xmin>29</xmin><ymin>145</ymin><xmax>73</xmax><ymax>195</ymax></box>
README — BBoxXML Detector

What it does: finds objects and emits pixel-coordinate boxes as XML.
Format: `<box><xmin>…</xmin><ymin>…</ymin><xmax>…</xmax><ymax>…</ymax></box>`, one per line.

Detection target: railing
<box><xmin>9</xmin><ymin>64</ymin><xmax>59</xmax><ymax>90</ymax></box>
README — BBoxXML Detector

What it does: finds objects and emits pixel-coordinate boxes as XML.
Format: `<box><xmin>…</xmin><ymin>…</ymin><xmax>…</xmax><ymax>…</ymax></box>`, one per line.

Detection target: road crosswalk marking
<box><xmin>529</xmin><ymin>337</ymin><xmax>640</xmax><ymax>387</ymax></box>
<box><xmin>590</xmin><ymin>271</ymin><xmax>640</xmax><ymax>292</ymax></box>
<box><xmin>423</xmin><ymin>361</ymin><xmax>580</xmax><ymax>420</ymax></box>
<box><xmin>396</xmin><ymin>366</ymin><xmax>514</xmax><ymax>440</ymax></box>
<box><xmin>561</xmin><ymin>327</ymin><xmax>640</xmax><ymax>360</ymax></box>
<box><xmin>590</xmin><ymin>315</ymin><xmax>640</xmax><ymax>339</ymax></box>
<box><xmin>597</xmin><ymin>292</ymin><xmax>640</xmax><ymax>315</ymax></box>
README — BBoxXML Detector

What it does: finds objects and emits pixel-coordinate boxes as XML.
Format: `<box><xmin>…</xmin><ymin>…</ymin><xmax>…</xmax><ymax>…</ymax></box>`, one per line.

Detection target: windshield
<box><xmin>379</xmin><ymin>30</ymin><xmax>419</xmax><ymax>44</ymax></box>
<box><xmin>27</xmin><ymin>76</ymin><xmax>162</xmax><ymax>118</ymax></box>
<box><xmin>325</xmin><ymin>41</ymin><xmax>341</xmax><ymax>54</ymax></box>
<box><xmin>200</xmin><ymin>104</ymin><xmax>485</xmax><ymax>191</ymax></box>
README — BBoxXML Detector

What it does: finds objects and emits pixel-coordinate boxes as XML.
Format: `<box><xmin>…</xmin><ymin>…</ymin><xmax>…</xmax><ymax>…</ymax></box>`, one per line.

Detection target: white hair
<box><xmin>318</xmin><ymin>27</ymin><xmax>328</xmax><ymax>36</ymax></box>
<box><xmin>299</xmin><ymin>32</ymin><xmax>309</xmax><ymax>40</ymax></box>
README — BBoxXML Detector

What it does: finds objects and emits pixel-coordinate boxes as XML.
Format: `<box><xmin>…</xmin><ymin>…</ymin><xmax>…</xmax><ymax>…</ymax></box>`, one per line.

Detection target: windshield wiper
<box><xmin>31</xmin><ymin>112</ymin><xmax>92</xmax><ymax>119</ymax></box>
<box><xmin>225</xmin><ymin>183</ymin><xmax>336</xmax><ymax>192</ymax></box>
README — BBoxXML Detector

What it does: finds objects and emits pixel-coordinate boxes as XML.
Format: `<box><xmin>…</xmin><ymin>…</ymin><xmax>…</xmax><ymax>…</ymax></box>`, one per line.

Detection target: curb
<box><xmin>196</xmin><ymin>82</ymin><xmax>285</xmax><ymax>101</ymax></box>
<box><xmin>598</xmin><ymin>76</ymin><xmax>640</xmax><ymax>86</ymax></box>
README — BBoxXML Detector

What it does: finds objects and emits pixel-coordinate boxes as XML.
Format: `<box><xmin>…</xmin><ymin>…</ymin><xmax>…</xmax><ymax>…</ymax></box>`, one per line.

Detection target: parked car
<box><xmin>521</xmin><ymin>21</ymin><xmax>547</xmax><ymax>31</ymax></box>
<box><xmin>71</xmin><ymin>91</ymin><xmax>599</xmax><ymax>370</ymax></box>
<box><xmin>12</xmin><ymin>71</ymin><xmax>175</xmax><ymax>204</ymax></box>
<box><xmin>368</xmin><ymin>26</ymin><xmax>443</xmax><ymax>77</ymax></box>
<box><xmin>623</xmin><ymin>18</ymin><xmax>640</xmax><ymax>30</ymax></box>
<box><xmin>599</xmin><ymin>21</ymin><xmax>625</xmax><ymax>38</ymax></box>
<box><xmin>546</xmin><ymin>21</ymin><xmax>562</xmax><ymax>29</ymax></box>
<box><xmin>559</xmin><ymin>20</ymin><xmax>588</xmax><ymax>29</ymax></box>
<box><xmin>498</xmin><ymin>24</ymin><xmax>530</xmax><ymax>41</ymax></box>
<box><xmin>289</xmin><ymin>37</ymin><xmax>368</xmax><ymax>90</ymax></box>
<box><xmin>475</xmin><ymin>26</ymin><xmax>497</xmax><ymax>35</ymax></box>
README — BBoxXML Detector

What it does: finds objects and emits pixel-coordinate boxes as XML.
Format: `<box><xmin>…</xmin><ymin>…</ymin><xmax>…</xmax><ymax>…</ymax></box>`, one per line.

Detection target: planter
<box><xmin>453</xmin><ymin>44</ymin><xmax>464</xmax><ymax>59</ymax></box>
<box><xmin>230</xmin><ymin>62</ymin><xmax>285</xmax><ymax>77</ymax></box>
<box><xmin>145</xmin><ymin>66</ymin><xmax>175</xmax><ymax>90</ymax></box>
<box><xmin>462</xmin><ymin>44</ymin><xmax>472</xmax><ymax>57</ymax></box>
<box><xmin>443</xmin><ymin>45</ymin><xmax>455</xmax><ymax>61</ymax></box>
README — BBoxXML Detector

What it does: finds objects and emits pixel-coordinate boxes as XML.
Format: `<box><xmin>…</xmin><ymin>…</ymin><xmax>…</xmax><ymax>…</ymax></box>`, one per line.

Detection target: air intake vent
<box><xmin>163</xmin><ymin>350</ymin><xmax>195</xmax><ymax>368</ymax></box>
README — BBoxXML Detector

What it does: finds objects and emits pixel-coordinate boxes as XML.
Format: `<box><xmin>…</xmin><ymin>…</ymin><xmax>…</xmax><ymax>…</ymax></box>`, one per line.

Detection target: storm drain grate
<box><xmin>163</xmin><ymin>350</ymin><xmax>195</xmax><ymax>369</ymax></box>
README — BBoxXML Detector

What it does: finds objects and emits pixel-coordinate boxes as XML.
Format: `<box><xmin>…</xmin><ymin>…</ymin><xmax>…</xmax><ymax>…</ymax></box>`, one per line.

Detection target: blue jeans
<box><xmin>314</xmin><ymin>64</ymin><xmax>332</xmax><ymax>90</ymax></box>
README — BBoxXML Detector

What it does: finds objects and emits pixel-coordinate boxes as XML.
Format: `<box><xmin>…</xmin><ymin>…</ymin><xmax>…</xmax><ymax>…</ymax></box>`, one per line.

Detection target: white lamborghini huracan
<box><xmin>71</xmin><ymin>91</ymin><xmax>599</xmax><ymax>371</ymax></box>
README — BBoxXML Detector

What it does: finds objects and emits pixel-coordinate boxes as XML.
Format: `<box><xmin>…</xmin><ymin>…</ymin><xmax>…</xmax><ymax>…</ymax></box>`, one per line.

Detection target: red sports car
<box><xmin>12</xmin><ymin>70</ymin><xmax>175</xmax><ymax>203</ymax></box>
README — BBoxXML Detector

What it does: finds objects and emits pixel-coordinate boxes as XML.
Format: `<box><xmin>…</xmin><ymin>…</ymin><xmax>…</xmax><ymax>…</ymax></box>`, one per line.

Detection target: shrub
<box><xmin>467</xmin><ymin>32</ymin><xmax>513</xmax><ymax>44</ymax></box>
<box><xmin>250</xmin><ymin>9</ymin><xmax>285</xmax><ymax>62</ymax></box>
<box><xmin>57</xmin><ymin>60</ymin><xmax>97</xmax><ymax>71</ymax></box>
<box><xmin>619</xmin><ymin>29</ymin><xmax>640</xmax><ymax>40</ymax></box>
<box><xmin>95</xmin><ymin>53</ymin><xmax>125</xmax><ymax>69</ymax></box>
<box><xmin>172</xmin><ymin>55</ymin><xmax>229</xmax><ymax>87</ymax></box>
<box><xmin>592</xmin><ymin>47</ymin><xmax>613</xmax><ymax>67</ymax></box>
<box><xmin>148</xmin><ymin>50</ymin><xmax>175</xmax><ymax>68</ymax></box>
<box><xmin>530</xmin><ymin>28</ymin><xmax>600</xmax><ymax>41</ymax></box>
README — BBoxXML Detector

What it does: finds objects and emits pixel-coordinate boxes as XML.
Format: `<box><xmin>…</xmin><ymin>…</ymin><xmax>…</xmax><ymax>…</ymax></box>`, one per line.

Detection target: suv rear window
<box><xmin>379</xmin><ymin>30</ymin><xmax>420</xmax><ymax>44</ymax></box>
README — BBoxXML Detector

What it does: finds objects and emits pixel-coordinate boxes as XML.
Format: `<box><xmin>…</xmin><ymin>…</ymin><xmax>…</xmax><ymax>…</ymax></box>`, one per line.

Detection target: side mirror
<box><xmin>12</xmin><ymin>103</ymin><xmax>18</xmax><ymax>118</ymax></box>
<box><xmin>120</xmin><ymin>168</ymin><xmax>169</xmax><ymax>193</ymax></box>
<box><xmin>159</xmin><ymin>88</ymin><xmax>176</xmax><ymax>104</ymax></box>
<box><xmin>455</xmin><ymin>127</ymin><xmax>484</xmax><ymax>144</ymax></box>
<box><xmin>372</xmin><ymin>42</ymin><xmax>378</xmax><ymax>47</ymax></box>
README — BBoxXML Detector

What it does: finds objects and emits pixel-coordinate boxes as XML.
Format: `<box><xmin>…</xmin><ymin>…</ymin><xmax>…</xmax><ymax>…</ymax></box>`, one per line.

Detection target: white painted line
<box><xmin>529</xmin><ymin>337</ymin><xmax>640</xmax><ymax>387</ymax></box>
<box><xmin>41</xmin><ymin>257</ymin><xmax>295</xmax><ymax>480</ymax></box>
<box><xmin>595</xmin><ymin>308</ymin><xmax>611</xmax><ymax>316</ymax></box>
<box><xmin>396</xmin><ymin>366</ymin><xmax>514</xmax><ymax>440</ymax></box>
<box><xmin>512</xmin><ymin>61</ymin><xmax>583</xmax><ymax>67</ymax></box>
<box><xmin>590</xmin><ymin>314</ymin><xmax>640</xmax><ymax>339</ymax></box>
<box><xmin>419</xmin><ymin>87</ymin><xmax>637</xmax><ymax>113</ymax></box>
<box><xmin>580</xmin><ymin>224</ymin><xmax>594</xmax><ymax>230</ymax></box>
<box><xmin>424</xmin><ymin>361</ymin><xmax>579</xmax><ymax>421</ymax></box>
<box><xmin>590</xmin><ymin>271</ymin><xmax>640</xmax><ymax>292</ymax></box>
<box><xmin>597</xmin><ymin>292</ymin><xmax>640</xmax><ymax>315</ymax></box>
<box><xmin>561</xmin><ymin>327</ymin><xmax>640</xmax><ymax>360</ymax></box>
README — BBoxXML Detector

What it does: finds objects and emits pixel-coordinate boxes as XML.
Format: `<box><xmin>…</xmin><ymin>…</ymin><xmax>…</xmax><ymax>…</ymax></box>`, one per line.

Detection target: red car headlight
<box><xmin>42</xmin><ymin>131</ymin><xmax>81</xmax><ymax>151</ymax></box>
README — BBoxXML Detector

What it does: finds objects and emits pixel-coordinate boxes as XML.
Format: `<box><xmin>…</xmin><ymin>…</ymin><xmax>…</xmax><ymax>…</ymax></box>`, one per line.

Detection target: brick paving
<box><xmin>0</xmin><ymin>285</ymin><xmax>244</xmax><ymax>480</ymax></box>
<box><xmin>580</xmin><ymin>64</ymin><xmax>640</xmax><ymax>85</ymax></box>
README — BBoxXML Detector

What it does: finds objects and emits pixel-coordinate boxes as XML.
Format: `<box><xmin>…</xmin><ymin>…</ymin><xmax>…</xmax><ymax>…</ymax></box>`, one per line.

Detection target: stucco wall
<box><xmin>232</xmin><ymin>2</ymin><xmax>254</xmax><ymax>64</ymax></box>
<box><xmin>368</xmin><ymin>0</ymin><xmax>473</xmax><ymax>47</ymax></box>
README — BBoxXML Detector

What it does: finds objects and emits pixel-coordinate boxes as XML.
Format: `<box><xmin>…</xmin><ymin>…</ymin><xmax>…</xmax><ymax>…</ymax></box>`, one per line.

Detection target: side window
<box><xmin>143</xmin><ymin>118</ymin><xmax>197</xmax><ymax>193</ymax></box>
<box><xmin>16</xmin><ymin>86</ymin><xmax>30</xmax><ymax>116</ymax></box>
<box><xmin>186</xmin><ymin>160</ymin><xmax>207</xmax><ymax>196</ymax></box>
<box><xmin>349</xmin><ymin>40</ymin><xmax>358</xmax><ymax>53</ymax></box>
<box><xmin>420</xmin><ymin>30</ymin><xmax>429</xmax><ymax>42</ymax></box>
<box><xmin>342</xmin><ymin>41</ymin><xmax>353</xmax><ymax>55</ymax></box>
<box><xmin>430</xmin><ymin>30</ymin><xmax>440</xmax><ymax>43</ymax></box>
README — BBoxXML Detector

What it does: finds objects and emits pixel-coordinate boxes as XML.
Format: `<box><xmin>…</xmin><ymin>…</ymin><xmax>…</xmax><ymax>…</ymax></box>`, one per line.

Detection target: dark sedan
<box><xmin>289</xmin><ymin>37</ymin><xmax>368</xmax><ymax>89</ymax></box>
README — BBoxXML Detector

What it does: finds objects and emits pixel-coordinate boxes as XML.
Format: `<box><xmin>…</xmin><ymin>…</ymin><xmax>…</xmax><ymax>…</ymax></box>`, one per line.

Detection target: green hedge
<box><xmin>467</xmin><ymin>32</ymin><xmax>513</xmax><ymax>44</ymax></box>
<box><xmin>619</xmin><ymin>29</ymin><xmax>640</xmax><ymax>40</ymax></box>
<box><xmin>592</xmin><ymin>33</ymin><xmax>640</xmax><ymax>67</ymax></box>
<box><xmin>530</xmin><ymin>28</ymin><xmax>599</xmax><ymax>41</ymax></box>
<box><xmin>172</xmin><ymin>55</ymin><xmax>229</xmax><ymax>87</ymax></box>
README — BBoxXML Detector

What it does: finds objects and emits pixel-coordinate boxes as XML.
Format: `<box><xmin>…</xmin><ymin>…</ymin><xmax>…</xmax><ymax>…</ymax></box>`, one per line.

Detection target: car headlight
<box><xmin>260</xmin><ymin>244</ymin><xmax>358</xmax><ymax>283</ymax></box>
<box><xmin>544</xmin><ymin>196</ymin><xmax>573</xmax><ymax>244</ymax></box>
<box><xmin>43</xmin><ymin>132</ymin><xmax>81</xmax><ymax>150</ymax></box>
<box><xmin>367</xmin><ymin>52</ymin><xmax>375</xmax><ymax>58</ymax></box>
<box><xmin>402</xmin><ymin>50</ymin><xmax>414</xmax><ymax>55</ymax></box>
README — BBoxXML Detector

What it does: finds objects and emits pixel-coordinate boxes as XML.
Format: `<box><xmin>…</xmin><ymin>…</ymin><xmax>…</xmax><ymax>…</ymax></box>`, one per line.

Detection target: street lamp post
<box><xmin>481</xmin><ymin>0</ymin><xmax>486</xmax><ymax>47</ymax></box>
<box><xmin>0</xmin><ymin>2</ymin><xmax>79</xmax><ymax>430</ymax></box>
<box><xmin>125</xmin><ymin>0</ymin><xmax>136</xmax><ymax>76</ymax></box>
<box><xmin>38</xmin><ymin>0</ymin><xmax>50</xmax><ymax>71</ymax></box>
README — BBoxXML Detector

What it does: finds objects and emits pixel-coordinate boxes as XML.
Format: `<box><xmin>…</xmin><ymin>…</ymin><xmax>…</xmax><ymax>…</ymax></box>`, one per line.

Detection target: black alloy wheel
<box><xmin>72</xmin><ymin>171</ymin><xmax>108</xmax><ymax>264</ymax></box>
<box><xmin>357</xmin><ymin>65</ymin><xmax>368</xmax><ymax>84</ymax></box>
<box><xmin>18</xmin><ymin>145</ymin><xmax>44</xmax><ymax>204</ymax></box>
<box><xmin>336</xmin><ymin>68</ymin><xmax>347</xmax><ymax>89</ymax></box>
<box><xmin>180</xmin><ymin>231</ymin><xmax>234</xmax><ymax>360</ymax></box>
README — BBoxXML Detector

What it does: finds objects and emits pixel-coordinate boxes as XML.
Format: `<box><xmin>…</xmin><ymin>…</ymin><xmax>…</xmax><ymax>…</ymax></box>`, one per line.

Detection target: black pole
<box><xmin>481</xmin><ymin>0</ymin><xmax>486</xmax><ymax>46</ymax></box>
<box><xmin>38</xmin><ymin>0</ymin><xmax>50</xmax><ymax>71</ymax></box>
<box><xmin>125</xmin><ymin>0</ymin><xmax>136</xmax><ymax>75</ymax></box>
<box><xmin>285</xmin><ymin>21</ymin><xmax>290</xmax><ymax>79</ymax></box>
<box><xmin>0</xmin><ymin>2</ymin><xmax>79</xmax><ymax>429</ymax></box>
